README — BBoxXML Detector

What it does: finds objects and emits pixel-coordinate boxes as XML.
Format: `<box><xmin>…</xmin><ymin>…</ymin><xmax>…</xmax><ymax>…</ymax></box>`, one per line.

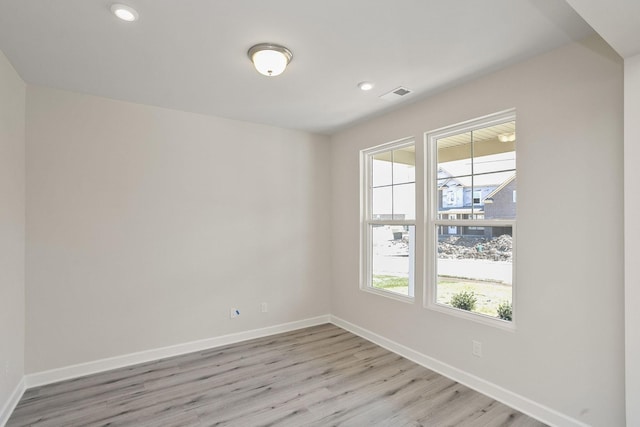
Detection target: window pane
<box><xmin>392</xmin><ymin>147</ymin><xmax>415</xmax><ymax>185</ymax></box>
<box><xmin>436</xmin><ymin>122</ymin><xmax>516</xmax><ymax>222</ymax></box>
<box><xmin>372</xmin><ymin>225</ymin><xmax>415</xmax><ymax>297</ymax></box>
<box><xmin>371</xmin><ymin>186</ymin><xmax>392</xmax><ymax>219</ymax></box>
<box><xmin>370</xmin><ymin>144</ymin><xmax>415</xmax><ymax>220</ymax></box>
<box><xmin>372</xmin><ymin>153</ymin><xmax>392</xmax><ymax>187</ymax></box>
<box><xmin>393</xmin><ymin>183</ymin><xmax>415</xmax><ymax>220</ymax></box>
<box><xmin>436</xmin><ymin>226</ymin><xmax>513</xmax><ymax>320</ymax></box>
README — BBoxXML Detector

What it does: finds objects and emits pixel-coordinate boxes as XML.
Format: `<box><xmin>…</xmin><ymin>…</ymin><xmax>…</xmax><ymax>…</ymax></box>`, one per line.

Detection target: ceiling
<box><xmin>0</xmin><ymin>1</ymin><xmax>601</xmax><ymax>135</ymax></box>
<box><xmin>565</xmin><ymin>0</ymin><xmax>640</xmax><ymax>58</ymax></box>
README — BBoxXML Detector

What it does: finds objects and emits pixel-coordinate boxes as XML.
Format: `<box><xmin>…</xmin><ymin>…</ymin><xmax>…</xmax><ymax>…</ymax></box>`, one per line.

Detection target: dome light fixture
<box><xmin>111</xmin><ymin>4</ymin><xmax>139</xmax><ymax>22</ymax></box>
<box><xmin>247</xmin><ymin>43</ymin><xmax>293</xmax><ymax>77</ymax></box>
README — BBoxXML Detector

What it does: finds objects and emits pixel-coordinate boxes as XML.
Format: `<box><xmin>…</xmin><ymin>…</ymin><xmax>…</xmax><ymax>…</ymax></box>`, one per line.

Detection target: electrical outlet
<box><xmin>261</xmin><ymin>302</ymin><xmax>268</xmax><ymax>313</ymax></box>
<box><xmin>472</xmin><ymin>340</ymin><xmax>482</xmax><ymax>357</ymax></box>
<box><xmin>230</xmin><ymin>308</ymin><xmax>240</xmax><ymax>319</ymax></box>
<box><xmin>4</xmin><ymin>361</ymin><xmax>9</xmax><ymax>376</ymax></box>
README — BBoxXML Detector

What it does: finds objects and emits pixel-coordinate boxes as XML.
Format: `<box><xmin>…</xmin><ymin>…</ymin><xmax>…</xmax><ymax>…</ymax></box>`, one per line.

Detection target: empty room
<box><xmin>1</xmin><ymin>1</ymin><xmax>639</xmax><ymax>426</ymax></box>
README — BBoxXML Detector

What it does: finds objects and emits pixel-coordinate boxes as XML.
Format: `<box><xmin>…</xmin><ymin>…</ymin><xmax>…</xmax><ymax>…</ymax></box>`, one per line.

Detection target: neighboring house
<box><xmin>483</xmin><ymin>175</ymin><xmax>516</xmax><ymax>237</ymax></box>
<box><xmin>483</xmin><ymin>175</ymin><xmax>516</xmax><ymax>219</ymax></box>
<box><xmin>437</xmin><ymin>167</ymin><xmax>515</xmax><ymax>238</ymax></box>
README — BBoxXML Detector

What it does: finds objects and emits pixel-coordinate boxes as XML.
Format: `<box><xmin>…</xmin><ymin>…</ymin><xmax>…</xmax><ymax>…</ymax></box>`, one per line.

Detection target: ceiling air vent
<box><xmin>379</xmin><ymin>86</ymin><xmax>413</xmax><ymax>101</ymax></box>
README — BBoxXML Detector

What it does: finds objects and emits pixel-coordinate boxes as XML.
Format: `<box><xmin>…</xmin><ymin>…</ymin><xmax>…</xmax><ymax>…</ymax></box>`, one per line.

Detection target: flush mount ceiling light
<box><xmin>247</xmin><ymin>43</ymin><xmax>293</xmax><ymax>77</ymax></box>
<box><xmin>111</xmin><ymin>4</ymin><xmax>139</xmax><ymax>22</ymax></box>
<box><xmin>358</xmin><ymin>81</ymin><xmax>374</xmax><ymax>91</ymax></box>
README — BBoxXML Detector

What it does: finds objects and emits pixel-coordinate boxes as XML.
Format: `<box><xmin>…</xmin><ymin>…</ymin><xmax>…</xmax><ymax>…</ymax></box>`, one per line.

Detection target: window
<box><xmin>473</xmin><ymin>190</ymin><xmax>482</xmax><ymax>204</ymax></box>
<box><xmin>361</xmin><ymin>139</ymin><xmax>415</xmax><ymax>300</ymax></box>
<box><xmin>427</xmin><ymin>111</ymin><xmax>516</xmax><ymax>325</ymax></box>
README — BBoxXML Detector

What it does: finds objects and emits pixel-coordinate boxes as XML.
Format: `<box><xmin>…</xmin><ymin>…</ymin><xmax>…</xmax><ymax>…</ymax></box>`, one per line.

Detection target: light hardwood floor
<box><xmin>7</xmin><ymin>324</ymin><xmax>546</xmax><ymax>426</ymax></box>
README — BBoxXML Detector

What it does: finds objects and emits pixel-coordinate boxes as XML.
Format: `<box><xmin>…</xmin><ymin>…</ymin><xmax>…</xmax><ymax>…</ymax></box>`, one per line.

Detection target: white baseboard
<box><xmin>329</xmin><ymin>315</ymin><xmax>587</xmax><ymax>427</ymax></box>
<box><xmin>0</xmin><ymin>378</ymin><xmax>25</xmax><ymax>427</ymax></box>
<box><xmin>25</xmin><ymin>315</ymin><xmax>330</xmax><ymax>389</ymax></box>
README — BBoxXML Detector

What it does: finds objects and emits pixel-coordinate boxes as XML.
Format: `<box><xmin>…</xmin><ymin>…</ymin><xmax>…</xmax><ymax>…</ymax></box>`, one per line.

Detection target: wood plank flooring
<box><xmin>7</xmin><ymin>324</ymin><xmax>546</xmax><ymax>426</ymax></box>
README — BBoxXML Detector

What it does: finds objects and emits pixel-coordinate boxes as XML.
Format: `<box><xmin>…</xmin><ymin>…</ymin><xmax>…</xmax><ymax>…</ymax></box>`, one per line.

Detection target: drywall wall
<box><xmin>25</xmin><ymin>86</ymin><xmax>331</xmax><ymax>373</ymax></box>
<box><xmin>0</xmin><ymin>49</ymin><xmax>25</xmax><ymax>416</ymax></box>
<box><xmin>330</xmin><ymin>36</ymin><xmax>624</xmax><ymax>426</ymax></box>
<box><xmin>625</xmin><ymin>53</ymin><xmax>640</xmax><ymax>427</ymax></box>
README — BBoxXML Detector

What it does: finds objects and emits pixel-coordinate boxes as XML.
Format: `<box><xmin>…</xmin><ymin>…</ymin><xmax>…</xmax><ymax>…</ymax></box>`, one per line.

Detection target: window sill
<box><xmin>360</xmin><ymin>286</ymin><xmax>415</xmax><ymax>304</ymax></box>
<box><xmin>426</xmin><ymin>301</ymin><xmax>516</xmax><ymax>331</ymax></box>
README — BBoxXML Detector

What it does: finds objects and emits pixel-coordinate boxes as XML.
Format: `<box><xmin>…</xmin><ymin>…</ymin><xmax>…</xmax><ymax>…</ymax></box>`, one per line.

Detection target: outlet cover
<box><xmin>472</xmin><ymin>340</ymin><xmax>482</xmax><ymax>357</ymax></box>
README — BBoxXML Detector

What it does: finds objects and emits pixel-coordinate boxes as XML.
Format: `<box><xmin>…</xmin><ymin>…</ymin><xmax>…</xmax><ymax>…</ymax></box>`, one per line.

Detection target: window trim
<box><xmin>360</xmin><ymin>137</ymin><xmax>416</xmax><ymax>303</ymax></box>
<box><xmin>424</xmin><ymin>110</ymin><xmax>517</xmax><ymax>330</ymax></box>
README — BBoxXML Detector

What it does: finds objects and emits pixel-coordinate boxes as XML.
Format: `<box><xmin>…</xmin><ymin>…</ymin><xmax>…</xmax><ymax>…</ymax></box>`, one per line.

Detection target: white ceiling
<box><xmin>565</xmin><ymin>0</ymin><xmax>640</xmax><ymax>58</ymax></box>
<box><xmin>0</xmin><ymin>1</ymin><xmax>597</xmax><ymax>135</ymax></box>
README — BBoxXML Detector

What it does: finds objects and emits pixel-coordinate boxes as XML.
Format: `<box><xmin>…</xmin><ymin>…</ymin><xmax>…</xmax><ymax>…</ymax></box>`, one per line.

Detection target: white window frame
<box><xmin>360</xmin><ymin>137</ymin><xmax>415</xmax><ymax>303</ymax></box>
<box><xmin>425</xmin><ymin>110</ymin><xmax>517</xmax><ymax>329</ymax></box>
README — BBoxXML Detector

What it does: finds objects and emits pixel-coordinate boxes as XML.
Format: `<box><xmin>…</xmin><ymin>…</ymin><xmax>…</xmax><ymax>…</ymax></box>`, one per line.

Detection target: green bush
<box><xmin>450</xmin><ymin>291</ymin><xmax>477</xmax><ymax>311</ymax></box>
<box><xmin>497</xmin><ymin>301</ymin><xmax>512</xmax><ymax>321</ymax></box>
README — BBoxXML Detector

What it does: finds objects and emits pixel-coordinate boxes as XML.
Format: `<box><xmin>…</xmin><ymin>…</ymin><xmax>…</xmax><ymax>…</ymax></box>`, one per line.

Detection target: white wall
<box><xmin>625</xmin><ymin>53</ymin><xmax>640</xmax><ymax>427</ymax></box>
<box><xmin>0</xmin><ymin>50</ymin><xmax>25</xmax><ymax>414</ymax></box>
<box><xmin>25</xmin><ymin>86</ymin><xmax>331</xmax><ymax>373</ymax></box>
<box><xmin>330</xmin><ymin>36</ymin><xmax>624</xmax><ymax>426</ymax></box>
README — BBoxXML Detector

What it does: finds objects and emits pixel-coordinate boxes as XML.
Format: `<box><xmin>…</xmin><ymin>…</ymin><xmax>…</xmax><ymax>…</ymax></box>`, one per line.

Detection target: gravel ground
<box><xmin>438</xmin><ymin>234</ymin><xmax>512</xmax><ymax>261</ymax></box>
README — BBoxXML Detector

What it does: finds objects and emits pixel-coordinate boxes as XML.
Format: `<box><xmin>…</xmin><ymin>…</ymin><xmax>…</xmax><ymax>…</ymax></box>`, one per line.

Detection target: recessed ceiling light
<box><xmin>111</xmin><ymin>4</ymin><xmax>139</xmax><ymax>22</ymax></box>
<box><xmin>358</xmin><ymin>81</ymin><xmax>374</xmax><ymax>91</ymax></box>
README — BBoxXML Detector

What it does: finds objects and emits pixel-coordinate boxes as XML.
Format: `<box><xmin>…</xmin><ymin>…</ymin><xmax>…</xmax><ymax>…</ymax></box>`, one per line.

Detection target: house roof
<box><xmin>484</xmin><ymin>175</ymin><xmax>516</xmax><ymax>201</ymax></box>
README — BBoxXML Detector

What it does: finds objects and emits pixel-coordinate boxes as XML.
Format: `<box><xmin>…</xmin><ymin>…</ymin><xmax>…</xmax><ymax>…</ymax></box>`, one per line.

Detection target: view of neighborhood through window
<box><xmin>433</xmin><ymin>118</ymin><xmax>516</xmax><ymax>321</ymax></box>
<box><xmin>360</xmin><ymin>112</ymin><xmax>516</xmax><ymax>325</ymax></box>
<box><xmin>365</xmin><ymin>143</ymin><xmax>415</xmax><ymax>298</ymax></box>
